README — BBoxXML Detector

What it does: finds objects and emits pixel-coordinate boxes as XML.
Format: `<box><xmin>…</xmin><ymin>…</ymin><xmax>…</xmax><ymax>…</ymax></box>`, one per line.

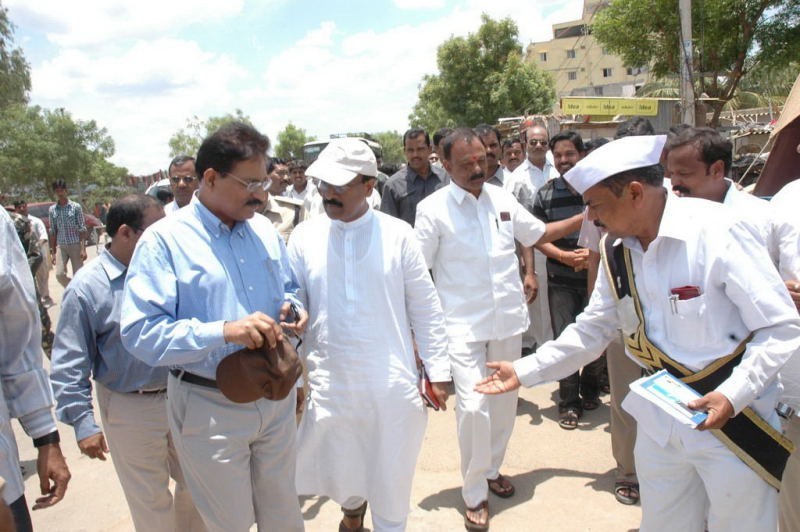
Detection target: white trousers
<box><xmin>522</xmin><ymin>252</ymin><xmax>552</xmax><ymax>349</ymax></box>
<box><xmin>635</xmin><ymin>423</ymin><xmax>777</xmax><ymax>532</ymax></box>
<box><xmin>167</xmin><ymin>374</ymin><xmax>303</xmax><ymax>532</ymax></box>
<box><xmin>451</xmin><ymin>334</ymin><xmax>521</xmax><ymax>507</ymax></box>
<box><xmin>96</xmin><ymin>383</ymin><xmax>205</xmax><ymax>532</ymax></box>
<box><xmin>343</xmin><ymin>497</ymin><xmax>406</xmax><ymax>532</ymax></box>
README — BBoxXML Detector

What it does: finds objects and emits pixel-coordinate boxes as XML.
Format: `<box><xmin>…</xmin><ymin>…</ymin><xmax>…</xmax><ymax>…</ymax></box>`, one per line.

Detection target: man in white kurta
<box><xmin>415</xmin><ymin>128</ymin><xmax>581</xmax><ymax>530</ymax></box>
<box><xmin>289</xmin><ymin>138</ymin><xmax>450</xmax><ymax>532</ymax></box>
<box><xmin>477</xmin><ymin>135</ymin><xmax>800</xmax><ymax>532</ymax></box>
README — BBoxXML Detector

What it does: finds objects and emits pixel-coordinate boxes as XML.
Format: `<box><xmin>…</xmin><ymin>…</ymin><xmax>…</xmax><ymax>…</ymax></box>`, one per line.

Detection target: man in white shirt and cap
<box><xmin>288</xmin><ymin>138</ymin><xmax>450</xmax><ymax>532</ymax></box>
<box><xmin>477</xmin><ymin>134</ymin><xmax>800</xmax><ymax>532</ymax></box>
<box><xmin>415</xmin><ymin>128</ymin><xmax>582</xmax><ymax>531</ymax></box>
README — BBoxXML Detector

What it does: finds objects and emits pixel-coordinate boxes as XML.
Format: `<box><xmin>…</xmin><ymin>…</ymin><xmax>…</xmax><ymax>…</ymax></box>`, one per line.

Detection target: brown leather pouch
<box><xmin>216</xmin><ymin>338</ymin><xmax>302</xmax><ymax>403</ymax></box>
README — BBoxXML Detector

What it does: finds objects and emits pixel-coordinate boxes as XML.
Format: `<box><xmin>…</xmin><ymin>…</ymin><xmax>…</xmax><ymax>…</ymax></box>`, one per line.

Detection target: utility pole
<box><xmin>679</xmin><ymin>0</ymin><xmax>696</xmax><ymax>126</ymax></box>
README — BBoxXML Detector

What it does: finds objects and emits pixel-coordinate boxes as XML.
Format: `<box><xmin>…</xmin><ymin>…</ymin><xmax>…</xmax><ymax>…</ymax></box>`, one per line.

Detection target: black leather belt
<box><xmin>170</xmin><ymin>369</ymin><xmax>218</xmax><ymax>389</ymax></box>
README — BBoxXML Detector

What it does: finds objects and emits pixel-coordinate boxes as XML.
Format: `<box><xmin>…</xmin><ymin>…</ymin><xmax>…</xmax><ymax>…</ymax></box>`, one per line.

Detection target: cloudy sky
<box><xmin>6</xmin><ymin>0</ymin><xmax>582</xmax><ymax>174</ymax></box>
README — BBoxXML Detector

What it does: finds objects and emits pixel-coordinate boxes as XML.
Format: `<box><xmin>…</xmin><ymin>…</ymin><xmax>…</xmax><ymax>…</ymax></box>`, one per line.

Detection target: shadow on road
<box><xmin>418</xmin><ymin>466</ymin><xmax>620</xmax><ymax>517</ymax></box>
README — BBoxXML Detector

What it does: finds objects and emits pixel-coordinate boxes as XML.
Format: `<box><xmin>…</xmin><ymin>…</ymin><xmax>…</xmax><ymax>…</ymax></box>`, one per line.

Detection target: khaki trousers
<box><xmin>167</xmin><ymin>374</ymin><xmax>303</xmax><ymax>532</ymax></box>
<box><xmin>779</xmin><ymin>416</ymin><xmax>800</xmax><ymax>532</ymax></box>
<box><xmin>35</xmin><ymin>243</ymin><xmax>50</xmax><ymax>299</ymax></box>
<box><xmin>96</xmin><ymin>383</ymin><xmax>205</xmax><ymax>532</ymax></box>
<box><xmin>55</xmin><ymin>243</ymin><xmax>83</xmax><ymax>287</ymax></box>
<box><xmin>607</xmin><ymin>336</ymin><xmax>640</xmax><ymax>481</ymax></box>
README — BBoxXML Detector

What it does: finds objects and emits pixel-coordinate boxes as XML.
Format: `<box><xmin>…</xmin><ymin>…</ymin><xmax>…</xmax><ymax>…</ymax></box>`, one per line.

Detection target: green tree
<box><xmin>0</xmin><ymin>105</ymin><xmax>124</xmax><ymax>198</ymax></box>
<box><xmin>369</xmin><ymin>131</ymin><xmax>404</xmax><ymax>166</ymax></box>
<box><xmin>168</xmin><ymin>109</ymin><xmax>253</xmax><ymax>157</ymax></box>
<box><xmin>274</xmin><ymin>123</ymin><xmax>315</xmax><ymax>160</ymax></box>
<box><xmin>409</xmin><ymin>14</ymin><xmax>556</xmax><ymax>133</ymax></box>
<box><xmin>592</xmin><ymin>0</ymin><xmax>800</xmax><ymax>125</ymax></box>
<box><xmin>0</xmin><ymin>5</ymin><xmax>30</xmax><ymax>108</ymax></box>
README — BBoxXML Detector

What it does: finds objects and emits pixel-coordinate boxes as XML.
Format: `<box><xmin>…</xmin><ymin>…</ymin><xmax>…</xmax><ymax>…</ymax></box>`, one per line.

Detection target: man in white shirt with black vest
<box><xmin>477</xmin><ymin>134</ymin><xmax>800</xmax><ymax>532</ymax></box>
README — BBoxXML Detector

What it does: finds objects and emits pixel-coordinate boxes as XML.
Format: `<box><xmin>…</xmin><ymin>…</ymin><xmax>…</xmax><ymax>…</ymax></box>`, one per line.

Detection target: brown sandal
<box><xmin>614</xmin><ymin>481</ymin><xmax>640</xmax><ymax>505</ymax></box>
<box><xmin>464</xmin><ymin>500</ymin><xmax>489</xmax><ymax>531</ymax></box>
<box><xmin>487</xmin><ymin>474</ymin><xmax>515</xmax><ymax>498</ymax></box>
<box><xmin>339</xmin><ymin>500</ymin><xmax>368</xmax><ymax>532</ymax></box>
<box><xmin>558</xmin><ymin>407</ymin><xmax>580</xmax><ymax>430</ymax></box>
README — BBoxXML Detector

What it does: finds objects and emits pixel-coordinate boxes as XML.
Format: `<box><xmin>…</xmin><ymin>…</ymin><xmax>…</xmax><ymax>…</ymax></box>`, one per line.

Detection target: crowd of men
<box><xmin>0</xmin><ymin>116</ymin><xmax>798</xmax><ymax>532</ymax></box>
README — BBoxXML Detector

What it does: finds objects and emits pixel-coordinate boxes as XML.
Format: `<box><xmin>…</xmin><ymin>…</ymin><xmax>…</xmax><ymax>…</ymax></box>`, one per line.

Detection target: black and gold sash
<box><xmin>601</xmin><ymin>234</ymin><xmax>794</xmax><ymax>490</ymax></box>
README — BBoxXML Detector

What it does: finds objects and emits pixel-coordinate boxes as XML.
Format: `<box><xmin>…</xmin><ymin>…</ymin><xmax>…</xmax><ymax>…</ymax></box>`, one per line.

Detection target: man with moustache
<box><xmin>121</xmin><ymin>122</ymin><xmax>305</xmax><ymax>532</ymax></box>
<box><xmin>476</xmin><ymin>124</ymin><xmax>534</xmax><ymax>210</ymax></box>
<box><xmin>381</xmin><ymin>128</ymin><xmax>449</xmax><ymax>226</ymax></box>
<box><xmin>665</xmin><ymin>127</ymin><xmax>779</xmax><ymax>263</ymax></box>
<box><xmin>533</xmin><ymin>131</ymin><xmax>602</xmax><ymax>429</ymax></box>
<box><xmin>289</xmin><ymin>138</ymin><xmax>450</xmax><ymax>532</ymax></box>
<box><xmin>477</xmin><ymin>135</ymin><xmax>800</xmax><ymax>532</ymax></box>
<box><xmin>415</xmin><ymin>128</ymin><xmax>582</xmax><ymax>530</ymax></box>
<box><xmin>501</xmin><ymin>138</ymin><xmax>524</xmax><ymax>174</ymax></box>
<box><xmin>164</xmin><ymin>155</ymin><xmax>198</xmax><ymax>215</ymax></box>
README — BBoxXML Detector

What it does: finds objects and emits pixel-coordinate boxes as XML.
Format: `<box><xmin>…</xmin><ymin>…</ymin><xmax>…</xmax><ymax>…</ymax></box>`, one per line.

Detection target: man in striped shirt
<box><xmin>48</xmin><ymin>179</ymin><xmax>87</xmax><ymax>287</ymax></box>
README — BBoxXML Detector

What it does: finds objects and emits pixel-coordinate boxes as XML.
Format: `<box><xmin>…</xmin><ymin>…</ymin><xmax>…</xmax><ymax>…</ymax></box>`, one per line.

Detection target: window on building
<box><xmin>602</xmin><ymin>47</ymin><xmax>609</xmax><ymax>55</ymax></box>
<box><xmin>594</xmin><ymin>86</ymin><xmax>604</xmax><ymax>96</ymax></box>
<box><xmin>539</xmin><ymin>52</ymin><xmax>547</xmax><ymax>62</ymax></box>
<box><xmin>602</xmin><ymin>68</ymin><xmax>613</xmax><ymax>78</ymax></box>
<box><xmin>627</xmin><ymin>66</ymin><xmax>643</xmax><ymax>76</ymax></box>
<box><xmin>568</xmin><ymin>71</ymin><xmax>577</xmax><ymax>81</ymax></box>
<box><xmin>566</xmin><ymin>49</ymin><xmax>576</xmax><ymax>59</ymax></box>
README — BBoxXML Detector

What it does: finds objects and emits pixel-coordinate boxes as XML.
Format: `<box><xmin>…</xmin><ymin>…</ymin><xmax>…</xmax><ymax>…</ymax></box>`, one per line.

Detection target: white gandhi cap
<box><xmin>564</xmin><ymin>134</ymin><xmax>667</xmax><ymax>195</ymax></box>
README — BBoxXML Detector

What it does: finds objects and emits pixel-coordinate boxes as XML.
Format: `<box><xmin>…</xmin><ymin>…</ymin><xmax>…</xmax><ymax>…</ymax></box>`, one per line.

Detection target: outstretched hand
<box><xmin>474</xmin><ymin>361</ymin><xmax>521</xmax><ymax>395</ymax></box>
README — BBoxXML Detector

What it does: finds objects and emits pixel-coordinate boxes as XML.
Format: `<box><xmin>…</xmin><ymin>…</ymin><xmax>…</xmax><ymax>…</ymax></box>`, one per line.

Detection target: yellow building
<box><xmin>526</xmin><ymin>0</ymin><xmax>651</xmax><ymax>102</ymax></box>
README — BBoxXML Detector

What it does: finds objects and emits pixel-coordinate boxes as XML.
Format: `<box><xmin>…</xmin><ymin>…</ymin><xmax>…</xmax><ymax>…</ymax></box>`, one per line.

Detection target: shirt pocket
<box><xmin>665</xmin><ymin>294</ymin><xmax>710</xmax><ymax>350</ymax></box>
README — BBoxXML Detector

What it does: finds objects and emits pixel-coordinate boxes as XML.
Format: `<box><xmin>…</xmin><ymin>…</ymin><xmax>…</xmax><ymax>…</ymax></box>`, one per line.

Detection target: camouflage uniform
<box><xmin>10</xmin><ymin>212</ymin><xmax>54</xmax><ymax>357</ymax></box>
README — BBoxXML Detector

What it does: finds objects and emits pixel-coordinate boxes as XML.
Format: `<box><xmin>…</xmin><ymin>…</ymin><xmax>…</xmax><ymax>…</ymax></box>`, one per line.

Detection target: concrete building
<box><xmin>526</xmin><ymin>0</ymin><xmax>651</xmax><ymax>101</ymax></box>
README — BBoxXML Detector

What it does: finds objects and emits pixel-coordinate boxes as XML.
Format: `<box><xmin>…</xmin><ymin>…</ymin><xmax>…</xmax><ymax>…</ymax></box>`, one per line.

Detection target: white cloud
<box><xmin>30</xmin><ymin>38</ymin><xmax>249</xmax><ymax>172</ymax></box>
<box><xmin>5</xmin><ymin>0</ymin><xmax>247</xmax><ymax>47</ymax></box>
<box><xmin>16</xmin><ymin>0</ymin><xmax>585</xmax><ymax>174</ymax></box>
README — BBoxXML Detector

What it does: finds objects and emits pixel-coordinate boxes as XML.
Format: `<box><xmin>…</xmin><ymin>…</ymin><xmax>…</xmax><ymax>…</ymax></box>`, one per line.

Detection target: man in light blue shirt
<box><xmin>0</xmin><ymin>207</ymin><xmax>71</xmax><ymax>531</ymax></box>
<box><xmin>121</xmin><ymin>122</ymin><xmax>306</xmax><ymax>532</ymax></box>
<box><xmin>50</xmin><ymin>194</ymin><xmax>204</xmax><ymax>532</ymax></box>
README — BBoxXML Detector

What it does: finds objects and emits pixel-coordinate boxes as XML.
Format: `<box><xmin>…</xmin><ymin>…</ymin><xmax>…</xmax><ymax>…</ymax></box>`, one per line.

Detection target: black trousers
<box><xmin>548</xmin><ymin>284</ymin><xmax>605</xmax><ymax>411</ymax></box>
<box><xmin>9</xmin><ymin>495</ymin><xmax>32</xmax><ymax>532</ymax></box>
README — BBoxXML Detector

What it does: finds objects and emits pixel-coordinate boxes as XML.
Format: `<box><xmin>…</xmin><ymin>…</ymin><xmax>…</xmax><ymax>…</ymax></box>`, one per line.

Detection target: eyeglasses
<box><xmin>223</xmin><ymin>172</ymin><xmax>272</xmax><ymax>193</ymax></box>
<box><xmin>170</xmin><ymin>175</ymin><xmax>197</xmax><ymax>185</ymax></box>
<box><xmin>528</xmin><ymin>139</ymin><xmax>548</xmax><ymax>147</ymax></box>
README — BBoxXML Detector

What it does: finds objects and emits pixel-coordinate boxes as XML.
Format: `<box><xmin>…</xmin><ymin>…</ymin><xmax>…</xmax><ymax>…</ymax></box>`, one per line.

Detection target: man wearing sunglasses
<box><xmin>165</xmin><ymin>155</ymin><xmax>198</xmax><ymax>215</ymax></box>
<box><xmin>121</xmin><ymin>122</ymin><xmax>305</xmax><ymax>531</ymax></box>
